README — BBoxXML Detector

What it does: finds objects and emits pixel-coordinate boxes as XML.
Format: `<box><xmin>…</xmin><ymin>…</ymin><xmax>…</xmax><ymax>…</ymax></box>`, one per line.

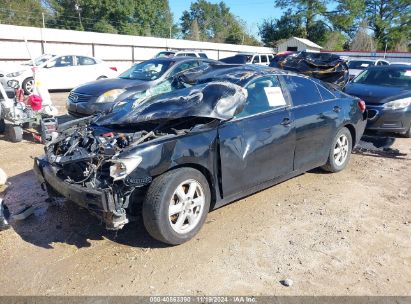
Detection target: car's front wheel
<box><xmin>142</xmin><ymin>167</ymin><xmax>210</xmax><ymax>245</ymax></box>
<box><xmin>322</xmin><ymin>127</ymin><xmax>352</xmax><ymax>172</ymax></box>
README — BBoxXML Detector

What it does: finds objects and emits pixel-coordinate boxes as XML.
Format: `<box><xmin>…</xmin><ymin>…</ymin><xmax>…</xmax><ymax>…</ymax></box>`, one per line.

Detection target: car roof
<box><xmin>366</xmin><ymin>65</ymin><xmax>410</xmax><ymax>71</ymax></box>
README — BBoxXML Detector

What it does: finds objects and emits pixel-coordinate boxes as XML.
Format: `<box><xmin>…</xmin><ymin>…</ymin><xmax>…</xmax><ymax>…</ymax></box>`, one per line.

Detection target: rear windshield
<box><xmin>353</xmin><ymin>67</ymin><xmax>411</xmax><ymax>89</ymax></box>
<box><xmin>348</xmin><ymin>60</ymin><xmax>375</xmax><ymax>69</ymax></box>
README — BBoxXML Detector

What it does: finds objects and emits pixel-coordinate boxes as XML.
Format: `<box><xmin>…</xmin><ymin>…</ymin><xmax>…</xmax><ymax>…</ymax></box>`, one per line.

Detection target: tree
<box><xmin>364</xmin><ymin>0</ymin><xmax>411</xmax><ymax>50</ymax></box>
<box><xmin>274</xmin><ymin>0</ymin><xmax>329</xmax><ymax>40</ymax></box>
<box><xmin>350</xmin><ymin>21</ymin><xmax>375</xmax><ymax>51</ymax></box>
<box><xmin>258</xmin><ymin>12</ymin><xmax>304</xmax><ymax>47</ymax></box>
<box><xmin>0</xmin><ymin>0</ymin><xmax>46</xmax><ymax>27</ymax></box>
<box><xmin>47</xmin><ymin>0</ymin><xmax>177</xmax><ymax>38</ymax></box>
<box><xmin>180</xmin><ymin>0</ymin><xmax>259</xmax><ymax>45</ymax></box>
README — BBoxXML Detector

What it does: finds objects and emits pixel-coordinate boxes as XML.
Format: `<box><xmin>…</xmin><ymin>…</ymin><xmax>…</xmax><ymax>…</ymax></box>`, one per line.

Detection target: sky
<box><xmin>169</xmin><ymin>0</ymin><xmax>284</xmax><ymax>38</ymax></box>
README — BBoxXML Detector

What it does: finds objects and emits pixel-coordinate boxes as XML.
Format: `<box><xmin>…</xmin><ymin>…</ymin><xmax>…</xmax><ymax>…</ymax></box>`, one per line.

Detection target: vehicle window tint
<box><xmin>236</xmin><ymin>76</ymin><xmax>286</xmax><ymax>118</ymax></box>
<box><xmin>199</xmin><ymin>53</ymin><xmax>208</xmax><ymax>58</ymax></box>
<box><xmin>54</xmin><ymin>56</ymin><xmax>74</xmax><ymax>67</ymax></box>
<box><xmin>77</xmin><ymin>56</ymin><xmax>96</xmax><ymax>65</ymax></box>
<box><xmin>284</xmin><ymin>76</ymin><xmax>322</xmax><ymax>106</ymax></box>
<box><xmin>316</xmin><ymin>84</ymin><xmax>335</xmax><ymax>100</ymax></box>
<box><xmin>261</xmin><ymin>55</ymin><xmax>268</xmax><ymax>63</ymax></box>
<box><xmin>170</xmin><ymin>61</ymin><xmax>199</xmax><ymax>76</ymax></box>
<box><xmin>380</xmin><ymin>61</ymin><xmax>389</xmax><ymax>65</ymax></box>
<box><xmin>252</xmin><ymin>56</ymin><xmax>260</xmax><ymax>64</ymax></box>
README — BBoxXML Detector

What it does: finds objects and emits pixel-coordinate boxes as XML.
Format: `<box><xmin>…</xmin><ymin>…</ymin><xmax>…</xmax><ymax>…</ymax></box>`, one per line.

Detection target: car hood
<box><xmin>73</xmin><ymin>78</ymin><xmax>152</xmax><ymax>96</ymax></box>
<box><xmin>344</xmin><ymin>83</ymin><xmax>410</xmax><ymax>104</ymax></box>
<box><xmin>95</xmin><ymin>81</ymin><xmax>247</xmax><ymax>126</ymax></box>
<box><xmin>0</xmin><ymin>63</ymin><xmax>30</xmax><ymax>73</ymax></box>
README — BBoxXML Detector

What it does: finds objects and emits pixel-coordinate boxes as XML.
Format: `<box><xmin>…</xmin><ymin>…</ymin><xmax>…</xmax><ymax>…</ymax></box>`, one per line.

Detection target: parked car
<box><xmin>220</xmin><ymin>53</ymin><xmax>274</xmax><ymax>66</ymax></box>
<box><xmin>390</xmin><ymin>62</ymin><xmax>411</xmax><ymax>66</ymax></box>
<box><xmin>269</xmin><ymin>51</ymin><xmax>295</xmax><ymax>67</ymax></box>
<box><xmin>66</xmin><ymin>57</ymin><xmax>217</xmax><ymax>116</ymax></box>
<box><xmin>344</xmin><ymin>65</ymin><xmax>411</xmax><ymax>137</ymax></box>
<box><xmin>0</xmin><ymin>54</ymin><xmax>118</xmax><ymax>94</ymax></box>
<box><xmin>347</xmin><ymin>59</ymin><xmax>389</xmax><ymax>80</ymax></box>
<box><xmin>34</xmin><ymin>65</ymin><xmax>367</xmax><ymax>245</ymax></box>
<box><xmin>154</xmin><ymin>50</ymin><xmax>208</xmax><ymax>58</ymax></box>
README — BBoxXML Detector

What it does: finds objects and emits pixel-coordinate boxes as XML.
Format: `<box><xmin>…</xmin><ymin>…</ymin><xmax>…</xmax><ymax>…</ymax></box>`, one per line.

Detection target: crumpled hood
<box><xmin>73</xmin><ymin>78</ymin><xmax>150</xmax><ymax>96</ymax></box>
<box><xmin>95</xmin><ymin>81</ymin><xmax>247</xmax><ymax>125</ymax></box>
<box><xmin>344</xmin><ymin>83</ymin><xmax>410</xmax><ymax>104</ymax></box>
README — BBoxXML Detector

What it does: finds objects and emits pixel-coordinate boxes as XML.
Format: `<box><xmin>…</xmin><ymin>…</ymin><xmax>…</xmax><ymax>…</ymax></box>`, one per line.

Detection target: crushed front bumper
<box><xmin>33</xmin><ymin>157</ymin><xmax>129</xmax><ymax>229</ymax></box>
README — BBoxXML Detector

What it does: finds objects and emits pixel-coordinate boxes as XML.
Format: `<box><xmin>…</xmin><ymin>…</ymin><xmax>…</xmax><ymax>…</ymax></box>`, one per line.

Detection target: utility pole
<box><xmin>75</xmin><ymin>2</ymin><xmax>83</xmax><ymax>29</ymax></box>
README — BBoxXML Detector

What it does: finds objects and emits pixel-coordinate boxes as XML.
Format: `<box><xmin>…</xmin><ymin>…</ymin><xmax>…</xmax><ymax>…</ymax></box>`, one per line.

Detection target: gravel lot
<box><xmin>0</xmin><ymin>92</ymin><xmax>410</xmax><ymax>296</ymax></box>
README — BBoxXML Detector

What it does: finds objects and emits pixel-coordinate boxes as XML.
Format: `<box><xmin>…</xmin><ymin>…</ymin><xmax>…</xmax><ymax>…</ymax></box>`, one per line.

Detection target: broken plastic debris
<box><xmin>12</xmin><ymin>205</ymin><xmax>36</xmax><ymax>221</ymax></box>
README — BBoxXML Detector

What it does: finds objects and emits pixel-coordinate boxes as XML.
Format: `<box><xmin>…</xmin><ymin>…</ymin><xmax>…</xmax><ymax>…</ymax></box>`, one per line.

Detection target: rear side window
<box><xmin>252</xmin><ymin>56</ymin><xmax>260</xmax><ymax>64</ymax></box>
<box><xmin>199</xmin><ymin>53</ymin><xmax>208</xmax><ymax>58</ymax></box>
<box><xmin>261</xmin><ymin>55</ymin><xmax>268</xmax><ymax>63</ymax></box>
<box><xmin>316</xmin><ymin>84</ymin><xmax>335</xmax><ymax>100</ymax></box>
<box><xmin>77</xmin><ymin>56</ymin><xmax>96</xmax><ymax>65</ymax></box>
<box><xmin>283</xmin><ymin>76</ymin><xmax>322</xmax><ymax>106</ymax></box>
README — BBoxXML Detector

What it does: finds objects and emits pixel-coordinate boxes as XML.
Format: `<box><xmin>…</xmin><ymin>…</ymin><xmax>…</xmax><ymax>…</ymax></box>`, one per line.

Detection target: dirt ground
<box><xmin>0</xmin><ymin>92</ymin><xmax>410</xmax><ymax>296</ymax></box>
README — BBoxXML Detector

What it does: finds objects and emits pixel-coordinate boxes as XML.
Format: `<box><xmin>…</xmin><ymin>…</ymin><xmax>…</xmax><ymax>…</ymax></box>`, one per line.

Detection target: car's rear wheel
<box><xmin>142</xmin><ymin>167</ymin><xmax>210</xmax><ymax>245</ymax></box>
<box><xmin>322</xmin><ymin>127</ymin><xmax>352</xmax><ymax>173</ymax></box>
<box><xmin>5</xmin><ymin>124</ymin><xmax>23</xmax><ymax>142</ymax></box>
<box><xmin>22</xmin><ymin>77</ymin><xmax>34</xmax><ymax>95</ymax></box>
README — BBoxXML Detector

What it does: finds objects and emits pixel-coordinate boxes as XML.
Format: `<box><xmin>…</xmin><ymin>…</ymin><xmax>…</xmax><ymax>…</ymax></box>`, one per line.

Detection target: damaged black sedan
<box><xmin>34</xmin><ymin>65</ymin><xmax>367</xmax><ymax>245</ymax></box>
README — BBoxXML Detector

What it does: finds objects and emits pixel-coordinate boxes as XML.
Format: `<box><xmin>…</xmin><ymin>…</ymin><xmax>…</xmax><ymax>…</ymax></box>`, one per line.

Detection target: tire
<box><xmin>322</xmin><ymin>127</ymin><xmax>352</xmax><ymax>173</ymax></box>
<box><xmin>404</xmin><ymin>124</ymin><xmax>411</xmax><ymax>138</ymax></box>
<box><xmin>22</xmin><ymin>77</ymin><xmax>35</xmax><ymax>95</ymax></box>
<box><xmin>5</xmin><ymin>124</ymin><xmax>23</xmax><ymax>142</ymax></box>
<box><xmin>0</xmin><ymin>119</ymin><xmax>5</xmax><ymax>133</ymax></box>
<box><xmin>142</xmin><ymin>167</ymin><xmax>211</xmax><ymax>245</ymax></box>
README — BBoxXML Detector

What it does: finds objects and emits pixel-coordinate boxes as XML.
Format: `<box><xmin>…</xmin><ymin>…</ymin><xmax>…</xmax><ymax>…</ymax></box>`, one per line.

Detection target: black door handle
<box><xmin>281</xmin><ymin>117</ymin><xmax>292</xmax><ymax>126</ymax></box>
<box><xmin>333</xmin><ymin>106</ymin><xmax>341</xmax><ymax>113</ymax></box>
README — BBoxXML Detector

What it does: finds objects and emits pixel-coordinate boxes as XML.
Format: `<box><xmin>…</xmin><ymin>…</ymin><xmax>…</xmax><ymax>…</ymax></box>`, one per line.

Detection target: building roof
<box><xmin>292</xmin><ymin>37</ymin><xmax>323</xmax><ymax>49</ymax></box>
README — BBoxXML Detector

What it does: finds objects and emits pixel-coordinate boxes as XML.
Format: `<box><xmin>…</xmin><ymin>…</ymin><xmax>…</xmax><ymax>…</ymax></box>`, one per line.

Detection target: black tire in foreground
<box><xmin>322</xmin><ymin>127</ymin><xmax>352</xmax><ymax>173</ymax></box>
<box><xmin>5</xmin><ymin>124</ymin><xmax>23</xmax><ymax>142</ymax></box>
<box><xmin>22</xmin><ymin>77</ymin><xmax>34</xmax><ymax>95</ymax></box>
<box><xmin>143</xmin><ymin>167</ymin><xmax>211</xmax><ymax>245</ymax></box>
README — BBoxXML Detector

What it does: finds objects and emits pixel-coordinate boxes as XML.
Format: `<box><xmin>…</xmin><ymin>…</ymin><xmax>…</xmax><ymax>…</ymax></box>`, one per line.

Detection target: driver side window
<box><xmin>236</xmin><ymin>76</ymin><xmax>286</xmax><ymax>118</ymax></box>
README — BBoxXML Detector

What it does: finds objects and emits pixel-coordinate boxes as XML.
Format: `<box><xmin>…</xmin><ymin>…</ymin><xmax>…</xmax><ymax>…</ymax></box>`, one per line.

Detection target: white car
<box><xmin>0</xmin><ymin>54</ymin><xmax>118</xmax><ymax>94</ymax></box>
<box><xmin>347</xmin><ymin>59</ymin><xmax>389</xmax><ymax>80</ymax></box>
<box><xmin>154</xmin><ymin>50</ymin><xmax>208</xmax><ymax>59</ymax></box>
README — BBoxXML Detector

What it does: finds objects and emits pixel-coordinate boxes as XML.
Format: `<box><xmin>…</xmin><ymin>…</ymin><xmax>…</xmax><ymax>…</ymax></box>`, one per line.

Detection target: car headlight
<box><xmin>109</xmin><ymin>156</ymin><xmax>142</xmax><ymax>181</ymax></box>
<box><xmin>96</xmin><ymin>89</ymin><xmax>126</xmax><ymax>103</ymax></box>
<box><xmin>6</xmin><ymin>70</ymin><xmax>25</xmax><ymax>77</ymax></box>
<box><xmin>384</xmin><ymin>97</ymin><xmax>411</xmax><ymax>110</ymax></box>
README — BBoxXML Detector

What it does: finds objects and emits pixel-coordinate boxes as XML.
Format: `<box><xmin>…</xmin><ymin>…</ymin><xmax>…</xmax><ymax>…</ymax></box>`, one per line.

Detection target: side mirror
<box><xmin>7</xmin><ymin>79</ymin><xmax>19</xmax><ymax>89</ymax></box>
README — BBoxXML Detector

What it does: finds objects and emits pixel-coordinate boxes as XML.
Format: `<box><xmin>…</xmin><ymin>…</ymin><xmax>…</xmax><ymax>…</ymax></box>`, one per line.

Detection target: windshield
<box><xmin>119</xmin><ymin>60</ymin><xmax>173</xmax><ymax>81</ymax></box>
<box><xmin>24</xmin><ymin>54</ymin><xmax>56</xmax><ymax>66</ymax></box>
<box><xmin>353</xmin><ymin>67</ymin><xmax>411</xmax><ymax>89</ymax></box>
<box><xmin>348</xmin><ymin>60</ymin><xmax>374</xmax><ymax>69</ymax></box>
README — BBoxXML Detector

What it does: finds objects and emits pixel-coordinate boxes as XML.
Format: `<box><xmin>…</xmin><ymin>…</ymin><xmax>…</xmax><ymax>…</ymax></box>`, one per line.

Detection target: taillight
<box><xmin>358</xmin><ymin>99</ymin><xmax>366</xmax><ymax>113</ymax></box>
<box><xmin>110</xmin><ymin>67</ymin><xmax>117</xmax><ymax>71</ymax></box>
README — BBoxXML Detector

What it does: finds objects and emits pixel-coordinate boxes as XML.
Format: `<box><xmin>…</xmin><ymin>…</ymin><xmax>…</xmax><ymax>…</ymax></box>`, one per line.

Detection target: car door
<box><xmin>218</xmin><ymin>75</ymin><xmax>295</xmax><ymax>198</ymax></box>
<box><xmin>280</xmin><ymin>75</ymin><xmax>342</xmax><ymax>171</ymax></box>
<box><xmin>74</xmin><ymin>56</ymin><xmax>99</xmax><ymax>85</ymax></box>
<box><xmin>41</xmin><ymin>55</ymin><xmax>76</xmax><ymax>89</ymax></box>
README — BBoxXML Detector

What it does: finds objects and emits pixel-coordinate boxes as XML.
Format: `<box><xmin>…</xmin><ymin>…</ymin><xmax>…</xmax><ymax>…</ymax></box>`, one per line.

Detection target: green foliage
<box><xmin>0</xmin><ymin>0</ymin><xmax>46</xmax><ymax>27</ymax></box>
<box><xmin>180</xmin><ymin>0</ymin><xmax>260</xmax><ymax>45</ymax></box>
<box><xmin>47</xmin><ymin>0</ymin><xmax>177</xmax><ymax>38</ymax></box>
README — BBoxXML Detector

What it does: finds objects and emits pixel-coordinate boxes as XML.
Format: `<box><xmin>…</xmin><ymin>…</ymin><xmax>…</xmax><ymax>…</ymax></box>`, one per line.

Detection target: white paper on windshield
<box><xmin>360</xmin><ymin>63</ymin><xmax>370</xmax><ymax>67</ymax></box>
<box><xmin>404</xmin><ymin>70</ymin><xmax>411</xmax><ymax>77</ymax></box>
<box><xmin>264</xmin><ymin>87</ymin><xmax>286</xmax><ymax>107</ymax></box>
